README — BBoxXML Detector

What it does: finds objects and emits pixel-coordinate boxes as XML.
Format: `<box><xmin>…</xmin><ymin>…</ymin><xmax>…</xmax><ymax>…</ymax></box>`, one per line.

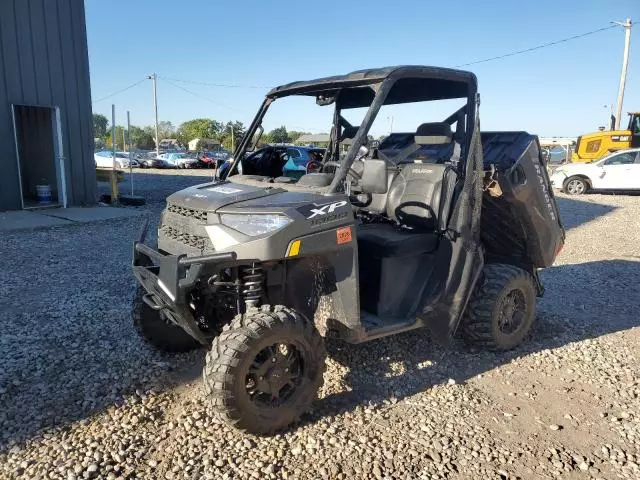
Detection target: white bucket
<box><xmin>36</xmin><ymin>184</ymin><xmax>52</xmax><ymax>204</ymax></box>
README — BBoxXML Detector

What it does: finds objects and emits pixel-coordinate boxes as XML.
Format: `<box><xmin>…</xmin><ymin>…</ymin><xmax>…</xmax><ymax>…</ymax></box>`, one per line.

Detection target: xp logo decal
<box><xmin>297</xmin><ymin>200</ymin><xmax>349</xmax><ymax>227</ymax></box>
<box><xmin>308</xmin><ymin>200</ymin><xmax>347</xmax><ymax>218</ymax></box>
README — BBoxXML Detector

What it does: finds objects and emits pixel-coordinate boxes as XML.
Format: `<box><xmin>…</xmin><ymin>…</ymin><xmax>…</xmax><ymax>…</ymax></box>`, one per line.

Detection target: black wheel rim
<box><xmin>246</xmin><ymin>343</ymin><xmax>304</xmax><ymax>407</ymax></box>
<box><xmin>498</xmin><ymin>289</ymin><xmax>527</xmax><ymax>335</ymax></box>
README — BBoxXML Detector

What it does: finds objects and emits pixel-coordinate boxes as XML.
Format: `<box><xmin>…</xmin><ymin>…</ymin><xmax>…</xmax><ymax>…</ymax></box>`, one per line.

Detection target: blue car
<box><xmin>281</xmin><ymin>146</ymin><xmax>325</xmax><ymax>179</ymax></box>
<box><xmin>218</xmin><ymin>145</ymin><xmax>325</xmax><ymax>180</ymax></box>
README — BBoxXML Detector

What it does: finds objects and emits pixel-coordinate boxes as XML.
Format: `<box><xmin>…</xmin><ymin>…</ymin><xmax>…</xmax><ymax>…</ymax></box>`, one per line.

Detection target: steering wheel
<box><xmin>306</xmin><ymin>160</ymin><xmax>322</xmax><ymax>174</ymax></box>
<box><xmin>321</xmin><ymin>161</ymin><xmax>362</xmax><ymax>181</ymax></box>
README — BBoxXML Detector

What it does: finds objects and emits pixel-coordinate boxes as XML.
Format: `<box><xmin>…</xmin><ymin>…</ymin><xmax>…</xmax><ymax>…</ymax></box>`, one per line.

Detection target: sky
<box><xmin>86</xmin><ymin>0</ymin><xmax>638</xmax><ymax>138</ymax></box>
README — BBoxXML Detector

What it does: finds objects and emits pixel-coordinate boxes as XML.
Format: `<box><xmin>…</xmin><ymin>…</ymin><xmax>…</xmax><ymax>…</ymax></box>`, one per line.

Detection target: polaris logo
<box><xmin>308</xmin><ymin>201</ymin><xmax>347</xmax><ymax>219</ymax></box>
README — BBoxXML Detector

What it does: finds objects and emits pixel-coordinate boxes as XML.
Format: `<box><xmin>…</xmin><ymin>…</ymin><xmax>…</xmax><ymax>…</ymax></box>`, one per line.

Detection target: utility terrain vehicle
<box><xmin>132</xmin><ymin>66</ymin><xmax>565</xmax><ymax>434</ymax></box>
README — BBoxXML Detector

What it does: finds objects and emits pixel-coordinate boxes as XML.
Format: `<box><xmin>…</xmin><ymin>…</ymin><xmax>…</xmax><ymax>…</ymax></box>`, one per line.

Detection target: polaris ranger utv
<box><xmin>132</xmin><ymin>66</ymin><xmax>565</xmax><ymax>434</ymax></box>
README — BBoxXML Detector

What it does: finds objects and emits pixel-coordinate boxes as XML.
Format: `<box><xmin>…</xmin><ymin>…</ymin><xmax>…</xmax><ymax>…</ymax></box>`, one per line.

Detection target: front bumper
<box><xmin>132</xmin><ymin>220</ymin><xmax>237</xmax><ymax>344</ymax></box>
<box><xmin>549</xmin><ymin>172</ymin><xmax>567</xmax><ymax>190</ymax></box>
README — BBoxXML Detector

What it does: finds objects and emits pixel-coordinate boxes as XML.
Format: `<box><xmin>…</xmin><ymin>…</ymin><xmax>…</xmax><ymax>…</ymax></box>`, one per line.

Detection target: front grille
<box><xmin>167</xmin><ymin>204</ymin><xmax>208</xmax><ymax>222</ymax></box>
<box><xmin>160</xmin><ymin>225</ymin><xmax>207</xmax><ymax>250</ymax></box>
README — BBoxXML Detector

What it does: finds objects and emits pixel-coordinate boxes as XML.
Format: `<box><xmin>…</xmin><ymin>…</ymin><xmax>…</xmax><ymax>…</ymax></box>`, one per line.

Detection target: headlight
<box><xmin>220</xmin><ymin>214</ymin><xmax>292</xmax><ymax>236</ymax></box>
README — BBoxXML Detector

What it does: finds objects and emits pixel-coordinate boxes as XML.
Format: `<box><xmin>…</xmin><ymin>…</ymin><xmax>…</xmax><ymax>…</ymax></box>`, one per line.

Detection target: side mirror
<box><xmin>360</xmin><ymin>158</ymin><xmax>388</xmax><ymax>194</ymax></box>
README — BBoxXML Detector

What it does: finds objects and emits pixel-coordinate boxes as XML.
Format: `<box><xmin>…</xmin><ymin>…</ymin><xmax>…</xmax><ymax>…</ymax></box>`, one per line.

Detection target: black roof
<box><xmin>267</xmin><ymin>65</ymin><xmax>477</xmax><ymax>108</ymax></box>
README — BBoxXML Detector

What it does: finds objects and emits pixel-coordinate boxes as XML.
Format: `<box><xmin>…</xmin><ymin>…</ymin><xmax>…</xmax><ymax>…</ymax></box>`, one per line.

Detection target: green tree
<box><xmin>268</xmin><ymin>126</ymin><xmax>290</xmax><ymax>144</ymax></box>
<box><xmin>129</xmin><ymin>126</ymin><xmax>155</xmax><ymax>149</ymax></box>
<box><xmin>219</xmin><ymin>121</ymin><xmax>246</xmax><ymax>150</ymax></box>
<box><xmin>176</xmin><ymin>119</ymin><xmax>223</xmax><ymax>147</ymax></box>
<box><xmin>105</xmin><ymin>126</ymin><xmax>126</xmax><ymax>150</ymax></box>
<box><xmin>288</xmin><ymin>130</ymin><xmax>310</xmax><ymax>143</ymax></box>
<box><xmin>92</xmin><ymin>113</ymin><xmax>109</xmax><ymax>138</ymax></box>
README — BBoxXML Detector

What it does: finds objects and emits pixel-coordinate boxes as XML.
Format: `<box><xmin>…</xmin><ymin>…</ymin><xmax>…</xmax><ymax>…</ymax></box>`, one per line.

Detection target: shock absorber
<box><xmin>241</xmin><ymin>263</ymin><xmax>264</xmax><ymax>308</ymax></box>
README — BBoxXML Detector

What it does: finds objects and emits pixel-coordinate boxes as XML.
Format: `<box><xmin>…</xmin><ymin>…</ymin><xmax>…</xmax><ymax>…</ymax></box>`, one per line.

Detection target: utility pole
<box><xmin>110</xmin><ymin>104</ymin><xmax>119</xmax><ymax>205</ymax></box>
<box><xmin>230</xmin><ymin>124</ymin><xmax>235</xmax><ymax>152</ymax></box>
<box><xmin>127</xmin><ymin>111</ymin><xmax>133</xmax><ymax>196</ymax></box>
<box><xmin>613</xmin><ymin>18</ymin><xmax>632</xmax><ymax>130</ymax></box>
<box><xmin>147</xmin><ymin>73</ymin><xmax>160</xmax><ymax>156</ymax></box>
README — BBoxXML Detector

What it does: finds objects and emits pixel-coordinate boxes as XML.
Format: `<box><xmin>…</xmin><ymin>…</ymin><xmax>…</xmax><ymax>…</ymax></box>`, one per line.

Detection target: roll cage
<box><xmin>224</xmin><ymin>66</ymin><xmax>478</xmax><ymax>192</ymax></box>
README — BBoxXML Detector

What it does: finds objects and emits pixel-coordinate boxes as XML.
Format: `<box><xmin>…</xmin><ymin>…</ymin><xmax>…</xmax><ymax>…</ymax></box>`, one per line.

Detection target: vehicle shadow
<box><xmin>304</xmin><ymin>258</ymin><xmax>640</xmax><ymax>424</ymax></box>
<box><xmin>554</xmin><ymin>195</ymin><xmax>617</xmax><ymax>230</ymax></box>
<box><xmin>97</xmin><ymin>169</ymin><xmax>217</xmax><ymax>208</ymax></box>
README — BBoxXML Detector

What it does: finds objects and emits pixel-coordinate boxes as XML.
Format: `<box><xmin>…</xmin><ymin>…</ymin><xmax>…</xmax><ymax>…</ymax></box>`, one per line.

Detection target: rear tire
<box><xmin>461</xmin><ymin>264</ymin><xmax>536</xmax><ymax>351</ymax></box>
<box><xmin>563</xmin><ymin>176</ymin><xmax>588</xmax><ymax>195</ymax></box>
<box><xmin>132</xmin><ymin>287</ymin><xmax>200</xmax><ymax>353</ymax></box>
<box><xmin>203</xmin><ymin>305</ymin><xmax>325</xmax><ymax>435</ymax></box>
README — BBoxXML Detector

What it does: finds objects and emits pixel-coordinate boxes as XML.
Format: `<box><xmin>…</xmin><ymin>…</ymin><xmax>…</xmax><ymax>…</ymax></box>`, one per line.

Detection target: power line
<box><xmin>160</xmin><ymin>76</ymin><xmax>271</xmax><ymax>89</ymax></box>
<box><xmin>455</xmin><ymin>24</ymin><xmax>619</xmax><ymax>67</ymax></box>
<box><xmin>92</xmin><ymin>78</ymin><xmax>147</xmax><ymax>104</ymax></box>
<box><xmin>160</xmin><ymin>77</ymin><xmax>248</xmax><ymax>115</ymax></box>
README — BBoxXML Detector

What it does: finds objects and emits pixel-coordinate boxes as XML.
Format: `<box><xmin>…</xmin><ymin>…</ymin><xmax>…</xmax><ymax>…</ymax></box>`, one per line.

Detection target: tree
<box><xmin>158</xmin><ymin>121</ymin><xmax>175</xmax><ymax>139</ymax></box>
<box><xmin>268</xmin><ymin>126</ymin><xmax>290</xmax><ymax>144</ymax></box>
<box><xmin>176</xmin><ymin>119</ymin><xmax>223</xmax><ymax>147</ymax></box>
<box><xmin>129</xmin><ymin>126</ymin><xmax>155</xmax><ymax>149</ymax></box>
<box><xmin>219</xmin><ymin>121</ymin><xmax>246</xmax><ymax>150</ymax></box>
<box><xmin>142</xmin><ymin>121</ymin><xmax>176</xmax><ymax>148</ymax></box>
<box><xmin>92</xmin><ymin>113</ymin><xmax>108</xmax><ymax>139</ymax></box>
<box><xmin>288</xmin><ymin>130</ymin><xmax>310</xmax><ymax>143</ymax></box>
<box><xmin>105</xmin><ymin>126</ymin><xmax>126</xmax><ymax>150</ymax></box>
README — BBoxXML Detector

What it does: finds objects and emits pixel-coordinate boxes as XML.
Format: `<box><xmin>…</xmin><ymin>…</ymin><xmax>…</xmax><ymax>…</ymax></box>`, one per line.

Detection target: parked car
<box><xmin>550</xmin><ymin>148</ymin><xmax>640</xmax><ymax>195</ymax></box>
<box><xmin>216</xmin><ymin>146</ymin><xmax>286</xmax><ymax>179</ymax></box>
<box><xmin>162</xmin><ymin>152</ymin><xmax>201</xmax><ymax>169</ymax></box>
<box><xmin>137</xmin><ymin>152</ymin><xmax>171</xmax><ymax>169</ymax></box>
<box><xmin>198</xmin><ymin>150</ymin><xmax>231</xmax><ymax>168</ymax></box>
<box><xmin>281</xmin><ymin>146</ymin><xmax>325</xmax><ymax>179</ymax></box>
<box><xmin>94</xmin><ymin>151</ymin><xmax>138</xmax><ymax>169</ymax></box>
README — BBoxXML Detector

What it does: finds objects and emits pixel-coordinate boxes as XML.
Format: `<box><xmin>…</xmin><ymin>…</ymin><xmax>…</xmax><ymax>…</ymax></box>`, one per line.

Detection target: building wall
<box><xmin>0</xmin><ymin>0</ymin><xmax>96</xmax><ymax>210</ymax></box>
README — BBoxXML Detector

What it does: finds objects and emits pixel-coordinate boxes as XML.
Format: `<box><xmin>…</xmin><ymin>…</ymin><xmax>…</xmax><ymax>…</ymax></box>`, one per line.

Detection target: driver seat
<box><xmin>357</xmin><ymin>121</ymin><xmax>457</xmax><ymax>256</ymax></box>
<box><xmin>357</xmin><ymin>163</ymin><xmax>449</xmax><ymax>257</ymax></box>
<box><xmin>357</xmin><ymin>162</ymin><xmax>455</xmax><ymax>317</ymax></box>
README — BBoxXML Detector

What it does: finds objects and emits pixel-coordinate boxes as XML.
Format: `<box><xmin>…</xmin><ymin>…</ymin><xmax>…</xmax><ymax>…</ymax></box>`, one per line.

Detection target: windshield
<box><xmin>225</xmin><ymin>72</ymin><xmax>474</xmax><ymax>192</ymax></box>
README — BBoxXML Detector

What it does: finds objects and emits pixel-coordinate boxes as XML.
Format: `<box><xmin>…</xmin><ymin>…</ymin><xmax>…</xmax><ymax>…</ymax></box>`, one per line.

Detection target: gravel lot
<box><xmin>1</xmin><ymin>170</ymin><xmax>639</xmax><ymax>480</ymax></box>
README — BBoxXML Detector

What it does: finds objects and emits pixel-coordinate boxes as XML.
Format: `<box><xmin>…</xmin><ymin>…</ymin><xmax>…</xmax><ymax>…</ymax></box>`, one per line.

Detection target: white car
<box><xmin>94</xmin><ymin>151</ymin><xmax>138</xmax><ymax>169</ymax></box>
<box><xmin>550</xmin><ymin>148</ymin><xmax>640</xmax><ymax>195</ymax></box>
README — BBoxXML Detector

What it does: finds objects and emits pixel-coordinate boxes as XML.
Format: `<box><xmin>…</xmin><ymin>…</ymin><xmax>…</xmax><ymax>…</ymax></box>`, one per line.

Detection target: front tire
<box><xmin>461</xmin><ymin>264</ymin><xmax>536</xmax><ymax>351</ymax></box>
<box><xmin>203</xmin><ymin>305</ymin><xmax>325</xmax><ymax>435</ymax></box>
<box><xmin>132</xmin><ymin>288</ymin><xmax>201</xmax><ymax>353</ymax></box>
<box><xmin>563</xmin><ymin>176</ymin><xmax>588</xmax><ymax>195</ymax></box>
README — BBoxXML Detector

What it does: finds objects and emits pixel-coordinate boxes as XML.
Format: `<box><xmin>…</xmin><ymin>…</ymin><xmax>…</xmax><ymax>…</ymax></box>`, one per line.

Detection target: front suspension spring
<box><xmin>241</xmin><ymin>263</ymin><xmax>264</xmax><ymax>308</ymax></box>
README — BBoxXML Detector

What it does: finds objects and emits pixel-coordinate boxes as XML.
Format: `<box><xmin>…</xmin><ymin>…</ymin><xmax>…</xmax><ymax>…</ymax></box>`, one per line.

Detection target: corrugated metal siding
<box><xmin>0</xmin><ymin>0</ymin><xmax>96</xmax><ymax>210</ymax></box>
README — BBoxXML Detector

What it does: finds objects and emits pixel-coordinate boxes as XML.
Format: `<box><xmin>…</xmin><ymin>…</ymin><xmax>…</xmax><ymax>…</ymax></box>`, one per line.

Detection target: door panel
<box><xmin>600</xmin><ymin>152</ymin><xmax>640</xmax><ymax>189</ymax></box>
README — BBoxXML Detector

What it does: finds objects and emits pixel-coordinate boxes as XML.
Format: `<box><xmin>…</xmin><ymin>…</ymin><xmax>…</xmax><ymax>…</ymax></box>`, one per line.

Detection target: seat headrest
<box><xmin>341</xmin><ymin>126</ymin><xmax>359</xmax><ymax>140</ymax></box>
<box><xmin>415</xmin><ymin>123</ymin><xmax>453</xmax><ymax>145</ymax></box>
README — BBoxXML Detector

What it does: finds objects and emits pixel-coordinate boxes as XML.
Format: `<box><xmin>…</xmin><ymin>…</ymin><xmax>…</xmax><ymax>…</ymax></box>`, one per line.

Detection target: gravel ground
<box><xmin>1</xmin><ymin>170</ymin><xmax>639</xmax><ymax>480</ymax></box>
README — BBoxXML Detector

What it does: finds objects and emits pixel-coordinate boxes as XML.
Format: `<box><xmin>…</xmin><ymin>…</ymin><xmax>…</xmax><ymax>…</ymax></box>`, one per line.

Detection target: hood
<box><xmin>166</xmin><ymin>181</ymin><xmax>285</xmax><ymax>211</ymax></box>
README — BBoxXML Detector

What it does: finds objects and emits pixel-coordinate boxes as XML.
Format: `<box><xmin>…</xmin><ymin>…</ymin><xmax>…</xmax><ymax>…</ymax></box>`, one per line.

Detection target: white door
<box><xmin>598</xmin><ymin>151</ymin><xmax>640</xmax><ymax>189</ymax></box>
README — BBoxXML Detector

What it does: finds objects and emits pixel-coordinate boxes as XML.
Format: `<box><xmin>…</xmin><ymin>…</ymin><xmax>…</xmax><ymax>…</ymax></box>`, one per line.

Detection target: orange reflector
<box><xmin>288</xmin><ymin>240</ymin><xmax>301</xmax><ymax>257</ymax></box>
<box><xmin>336</xmin><ymin>226</ymin><xmax>352</xmax><ymax>245</ymax></box>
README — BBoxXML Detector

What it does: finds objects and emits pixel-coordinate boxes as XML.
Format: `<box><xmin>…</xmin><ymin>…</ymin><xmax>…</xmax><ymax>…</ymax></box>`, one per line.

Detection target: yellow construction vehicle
<box><xmin>572</xmin><ymin>112</ymin><xmax>640</xmax><ymax>162</ymax></box>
